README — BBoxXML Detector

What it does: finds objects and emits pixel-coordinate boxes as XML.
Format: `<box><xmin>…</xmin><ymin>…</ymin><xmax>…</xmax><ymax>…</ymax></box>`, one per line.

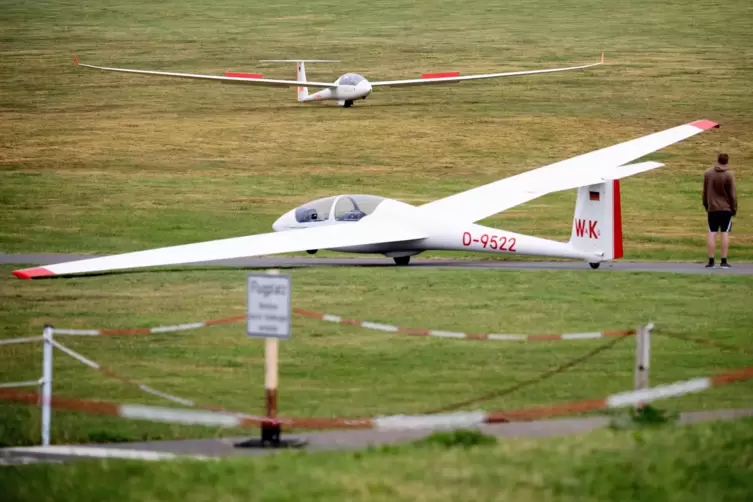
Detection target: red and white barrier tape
<box><xmin>51</xmin><ymin>340</ymin><xmax>262</xmax><ymax>418</ymax></box>
<box><xmin>0</xmin><ymin>336</ymin><xmax>43</xmax><ymax>346</ymax></box>
<box><xmin>1</xmin><ymin>366</ymin><xmax>751</xmax><ymax>432</ymax></box>
<box><xmin>294</xmin><ymin>309</ymin><xmax>643</xmax><ymax>341</ymax></box>
<box><xmin>0</xmin><ymin>380</ymin><xmax>40</xmax><ymax>389</ymax></box>
<box><xmin>4</xmin><ymin>445</ymin><xmax>213</xmax><ymax>462</ymax></box>
<box><xmin>0</xmin><ymin>337</ymin><xmax>43</xmax><ymax>392</ymax></box>
<box><xmin>51</xmin><ymin>315</ymin><xmax>246</xmax><ymax>337</ymax></box>
<box><xmin>48</xmin><ymin>310</ymin><xmax>638</xmax><ymax>342</ymax></box>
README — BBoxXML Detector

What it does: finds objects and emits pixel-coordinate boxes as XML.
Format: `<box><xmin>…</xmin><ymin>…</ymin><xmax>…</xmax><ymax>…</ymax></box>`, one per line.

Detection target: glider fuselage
<box><xmin>301</xmin><ymin>73</ymin><xmax>373</xmax><ymax>103</ymax></box>
<box><xmin>272</xmin><ymin>194</ymin><xmax>601</xmax><ymax>261</ymax></box>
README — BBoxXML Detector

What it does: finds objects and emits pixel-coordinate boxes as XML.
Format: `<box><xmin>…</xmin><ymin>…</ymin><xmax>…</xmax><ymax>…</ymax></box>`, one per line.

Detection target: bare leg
<box><xmin>721</xmin><ymin>232</ymin><xmax>729</xmax><ymax>258</ymax></box>
<box><xmin>707</xmin><ymin>232</ymin><xmax>716</xmax><ymax>258</ymax></box>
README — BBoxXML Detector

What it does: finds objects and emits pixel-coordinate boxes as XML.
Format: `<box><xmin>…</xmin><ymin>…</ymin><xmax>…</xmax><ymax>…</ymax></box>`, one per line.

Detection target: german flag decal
<box><xmin>589</xmin><ymin>191</ymin><xmax>600</xmax><ymax>201</ymax></box>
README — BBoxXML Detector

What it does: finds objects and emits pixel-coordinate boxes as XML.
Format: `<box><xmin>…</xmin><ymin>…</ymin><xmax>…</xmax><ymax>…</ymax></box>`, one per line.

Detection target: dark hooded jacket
<box><xmin>703</xmin><ymin>163</ymin><xmax>737</xmax><ymax>214</ymax></box>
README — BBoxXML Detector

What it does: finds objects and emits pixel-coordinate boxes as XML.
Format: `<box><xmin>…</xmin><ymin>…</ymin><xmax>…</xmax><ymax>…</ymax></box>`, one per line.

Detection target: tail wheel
<box><xmin>393</xmin><ymin>256</ymin><xmax>411</xmax><ymax>266</ymax></box>
<box><xmin>589</xmin><ymin>262</ymin><xmax>600</xmax><ymax>269</ymax></box>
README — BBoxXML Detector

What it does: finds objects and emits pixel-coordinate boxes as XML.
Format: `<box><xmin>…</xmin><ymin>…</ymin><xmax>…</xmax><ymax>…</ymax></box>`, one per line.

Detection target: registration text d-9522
<box><xmin>461</xmin><ymin>231</ymin><xmax>517</xmax><ymax>252</ymax></box>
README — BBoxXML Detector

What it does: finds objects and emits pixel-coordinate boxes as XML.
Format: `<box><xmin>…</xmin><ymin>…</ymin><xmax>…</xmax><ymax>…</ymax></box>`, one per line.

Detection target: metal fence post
<box><xmin>41</xmin><ymin>324</ymin><xmax>54</xmax><ymax>446</ymax></box>
<box><xmin>633</xmin><ymin>323</ymin><xmax>653</xmax><ymax>408</ymax></box>
<box><xmin>643</xmin><ymin>323</ymin><xmax>652</xmax><ymax>389</ymax></box>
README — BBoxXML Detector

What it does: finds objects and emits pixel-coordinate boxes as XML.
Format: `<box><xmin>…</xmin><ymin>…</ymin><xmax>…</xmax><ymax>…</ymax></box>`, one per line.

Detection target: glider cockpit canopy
<box><xmin>336</xmin><ymin>73</ymin><xmax>367</xmax><ymax>86</ymax></box>
<box><xmin>293</xmin><ymin>194</ymin><xmax>386</xmax><ymax>224</ymax></box>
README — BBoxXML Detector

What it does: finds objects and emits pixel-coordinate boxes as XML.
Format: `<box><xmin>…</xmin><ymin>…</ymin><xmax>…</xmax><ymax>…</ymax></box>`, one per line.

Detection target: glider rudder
<box><xmin>569</xmin><ymin>180</ymin><xmax>622</xmax><ymax>260</ymax></box>
<box><xmin>612</xmin><ymin>179</ymin><xmax>623</xmax><ymax>259</ymax></box>
<box><xmin>259</xmin><ymin>59</ymin><xmax>340</xmax><ymax>102</ymax></box>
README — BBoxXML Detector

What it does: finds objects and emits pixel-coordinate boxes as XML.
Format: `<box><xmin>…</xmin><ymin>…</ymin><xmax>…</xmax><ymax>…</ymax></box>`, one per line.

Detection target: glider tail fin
<box><xmin>568</xmin><ymin>179</ymin><xmax>623</xmax><ymax>260</ymax></box>
<box><xmin>260</xmin><ymin>59</ymin><xmax>340</xmax><ymax>102</ymax></box>
<box><xmin>296</xmin><ymin>61</ymin><xmax>308</xmax><ymax>101</ymax></box>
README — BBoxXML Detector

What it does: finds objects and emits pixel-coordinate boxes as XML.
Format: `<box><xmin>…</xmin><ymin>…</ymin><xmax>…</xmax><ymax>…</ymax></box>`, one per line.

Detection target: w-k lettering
<box><xmin>574</xmin><ymin>219</ymin><xmax>599</xmax><ymax>239</ymax></box>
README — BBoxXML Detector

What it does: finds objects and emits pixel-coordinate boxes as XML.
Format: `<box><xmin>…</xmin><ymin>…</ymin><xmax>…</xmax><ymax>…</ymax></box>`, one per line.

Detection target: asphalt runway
<box><xmin>2</xmin><ymin>253</ymin><xmax>753</xmax><ymax>275</ymax></box>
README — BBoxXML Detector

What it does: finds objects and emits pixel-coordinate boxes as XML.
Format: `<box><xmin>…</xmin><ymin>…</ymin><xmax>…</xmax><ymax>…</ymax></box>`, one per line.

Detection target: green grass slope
<box><xmin>2</xmin><ymin>418</ymin><xmax>752</xmax><ymax>502</ymax></box>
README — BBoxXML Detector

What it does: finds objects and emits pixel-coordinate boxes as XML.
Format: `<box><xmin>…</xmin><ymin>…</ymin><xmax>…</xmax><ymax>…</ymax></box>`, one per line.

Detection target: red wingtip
<box><xmin>690</xmin><ymin>119</ymin><xmax>719</xmax><ymax>130</ymax></box>
<box><xmin>12</xmin><ymin>267</ymin><xmax>55</xmax><ymax>280</ymax></box>
<box><xmin>72</xmin><ymin>53</ymin><xmax>79</xmax><ymax>65</ymax></box>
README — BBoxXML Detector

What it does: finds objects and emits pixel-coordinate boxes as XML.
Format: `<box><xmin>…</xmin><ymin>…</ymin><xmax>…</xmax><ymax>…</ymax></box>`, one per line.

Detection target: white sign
<box><xmin>247</xmin><ymin>274</ymin><xmax>291</xmax><ymax>339</ymax></box>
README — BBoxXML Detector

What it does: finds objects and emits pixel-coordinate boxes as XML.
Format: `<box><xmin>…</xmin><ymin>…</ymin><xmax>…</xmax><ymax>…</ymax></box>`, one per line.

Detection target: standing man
<box><xmin>703</xmin><ymin>153</ymin><xmax>737</xmax><ymax>268</ymax></box>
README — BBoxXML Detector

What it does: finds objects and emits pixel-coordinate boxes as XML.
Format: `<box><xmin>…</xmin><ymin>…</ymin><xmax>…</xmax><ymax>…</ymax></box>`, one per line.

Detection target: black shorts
<box><xmin>708</xmin><ymin>211</ymin><xmax>733</xmax><ymax>232</ymax></box>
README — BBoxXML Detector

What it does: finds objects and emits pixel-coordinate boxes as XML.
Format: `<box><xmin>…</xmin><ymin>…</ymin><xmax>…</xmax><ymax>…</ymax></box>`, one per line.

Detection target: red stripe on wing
<box><xmin>224</xmin><ymin>72</ymin><xmax>263</xmax><ymax>79</ymax></box>
<box><xmin>421</xmin><ymin>71</ymin><xmax>460</xmax><ymax>79</ymax></box>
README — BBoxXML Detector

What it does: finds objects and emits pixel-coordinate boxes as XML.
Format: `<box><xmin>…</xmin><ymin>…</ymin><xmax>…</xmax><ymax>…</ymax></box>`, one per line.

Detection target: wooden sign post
<box><xmin>237</xmin><ymin>270</ymin><xmax>304</xmax><ymax>448</ymax></box>
<box><xmin>264</xmin><ymin>336</ymin><xmax>279</xmax><ymax>432</ymax></box>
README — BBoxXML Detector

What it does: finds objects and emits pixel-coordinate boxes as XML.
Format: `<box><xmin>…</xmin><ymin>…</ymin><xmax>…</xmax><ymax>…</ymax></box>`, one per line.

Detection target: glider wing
<box><xmin>371</xmin><ymin>58</ymin><xmax>603</xmax><ymax>88</ymax></box>
<box><xmin>418</xmin><ymin>119</ymin><xmax>719</xmax><ymax>223</ymax></box>
<box><xmin>12</xmin><ymin>220</ymin><xmax>428</xmax><ymax>279</ymax></box>
<box><xmin>73</xmin><ymin>54</ymin><xmax>337</xmax><ymax>89</ymax></box>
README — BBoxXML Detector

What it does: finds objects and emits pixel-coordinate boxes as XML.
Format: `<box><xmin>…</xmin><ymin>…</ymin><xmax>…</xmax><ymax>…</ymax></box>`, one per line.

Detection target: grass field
<box><xmin>1</xmin><ymin>0</ymin><xmax>752</xmax><ymax>260</ymax></box>
<box><xmin>2</xmin><ymin>418</ymin><xmax>752</xmax><ymax>501</ymax></box>
<box><xmin>1</xmin><ymin>0</ymin><xmax>752</xmax><ymax>498</ymax></box>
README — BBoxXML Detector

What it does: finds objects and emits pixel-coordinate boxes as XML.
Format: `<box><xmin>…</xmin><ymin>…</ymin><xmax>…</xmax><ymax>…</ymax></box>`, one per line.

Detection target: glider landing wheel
<box><xmin>343</xmin><ymin>100</ymin><xmax>354</xmax><ymax>108</ymax></box>
<box><xmin>589</xmin><ymin>262</ymin><xmax>600</xmax><ymax>270</ymax></box>
<box><xmin>393</xmin><ymin>256</ymin><xmax>411</xmax><ymax>266</ymax></box>
<box><xmin>306</xmin><ymin>249</ymin><xmax>318</xmax><ymax>255</ymax></box>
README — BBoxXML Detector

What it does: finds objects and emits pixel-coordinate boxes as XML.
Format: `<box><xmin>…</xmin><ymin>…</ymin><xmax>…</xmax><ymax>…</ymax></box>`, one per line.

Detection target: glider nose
<box><xmin>272</xmin><ymin>211</ymin><xmax>295</xmax><ymax>232</ymax></box>
<box><xmin>357</xmin><ymin>80</ymin><xmax>372</xmax><ymax>98</ymax></box>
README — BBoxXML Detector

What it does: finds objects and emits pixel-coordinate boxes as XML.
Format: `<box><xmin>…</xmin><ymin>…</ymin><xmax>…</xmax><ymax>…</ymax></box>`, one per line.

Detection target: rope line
<box><xmin>51</xmin><ymin>340</ymin><xmax>262</xmax><ymax>419</ymax></box>
<box><xmin>653</xmin><ymin>330</ymin><xmax>753</xmax><ymax>356</ymax></box>
<box><xmin>424</xmin><ymin>330</ymin><xmax>633</xmax><ymax>414</ymax></box>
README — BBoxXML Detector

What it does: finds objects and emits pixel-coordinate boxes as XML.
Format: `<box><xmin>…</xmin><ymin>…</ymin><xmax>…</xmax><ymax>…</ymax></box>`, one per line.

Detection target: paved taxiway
<box><xmin>2</xmin><ymin>253</ymin><xmax>752</xmax><ymax>275</ymax></box>
<box><xmin>2</xmin><ymin>408</ymin><xmax>752</xmax><ymax>464</ymax></box>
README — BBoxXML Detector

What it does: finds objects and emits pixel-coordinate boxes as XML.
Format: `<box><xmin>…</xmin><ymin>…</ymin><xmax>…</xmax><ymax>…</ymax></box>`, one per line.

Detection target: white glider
<box><xmin>13</xmin><ymin>119</ymin><xmax>719</xmax><ymax>280</ymax></box>
<box><xmin>72</xmin><ymin>53</ymin><xmax>604</xmax><ymax>108</ymax></box>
